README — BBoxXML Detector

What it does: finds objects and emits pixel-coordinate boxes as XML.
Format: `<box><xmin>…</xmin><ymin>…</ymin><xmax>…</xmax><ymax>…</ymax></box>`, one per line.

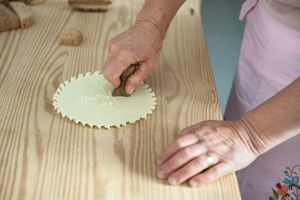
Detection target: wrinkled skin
<box><xmin>102</xmin><ymin>23</ymin><xmax>163</xmax><ymax>94</ymax></box>
<box><xmin>156</xmin><ymin>120</ymin><xmax>261</xmax><ymax>187</ymax></box>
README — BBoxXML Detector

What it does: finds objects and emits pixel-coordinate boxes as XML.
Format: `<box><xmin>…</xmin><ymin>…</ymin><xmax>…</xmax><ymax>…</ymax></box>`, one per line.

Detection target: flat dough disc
<box><xmin>53</xmin><ymin>71</ymin><xmax>156</xmax><ymax>128</ymax></box>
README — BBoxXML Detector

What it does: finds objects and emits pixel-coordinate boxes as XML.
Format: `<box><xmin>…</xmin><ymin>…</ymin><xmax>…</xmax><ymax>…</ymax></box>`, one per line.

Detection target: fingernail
<box><xmin>127</xmin><ymin>86</ymin><xmax>134</xmax><ymax>94</ymax></box>
<box><xmin>157</xmin><ymin>170</ymin><xmax>165</xmax><ymax>179</ymax></box>
<box><xmin>190</xmin><ymin>180</ymin><xmax>198</xmax><ymax>187</ymax></box>
<box><xmin>168</xmin><ymin>176</ymin><xmax>177</xmax><ymax>185</ymax></box>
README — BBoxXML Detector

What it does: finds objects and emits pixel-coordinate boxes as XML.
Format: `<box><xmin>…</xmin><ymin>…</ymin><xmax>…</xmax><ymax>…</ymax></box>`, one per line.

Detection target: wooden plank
<box><xmin>68</xmin><ymin>0</ymin><xmax>111</xmax><ymax>5</ymax></box>
<box><xmin>0</xmin><ymin>0</ymin><xmax>241</xmax><ymax>199</ymax></box>
<box><xmin>68</xmin><ymin>0</ymin><xmax>111</xmax><ymax>11</ymax></box>
<box><xmin>9</xmin><ymin>2</ymin><xmax>33</xmax><ymax>28</ymax></box>
<box><xmin>11</xmin><ymin>0</ymin><xmax>45</xmax><ymax>5</ymax></box>
<box><xmin>26</xmin><ymin>0</ymin><xmax>44</xmax><ymax>5</ymax></box>
<box><xmin>0</xmin><ymin>3</ymin><xmax>20</xmax><ymax>32</ymax></box>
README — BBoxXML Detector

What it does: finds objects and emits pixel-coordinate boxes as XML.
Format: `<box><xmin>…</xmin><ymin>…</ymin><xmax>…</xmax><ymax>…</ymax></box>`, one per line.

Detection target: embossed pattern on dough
<box><xmin>52</xmin><ymin>71</ymin><xmax>156</xmax><ymax>128</ymax></box>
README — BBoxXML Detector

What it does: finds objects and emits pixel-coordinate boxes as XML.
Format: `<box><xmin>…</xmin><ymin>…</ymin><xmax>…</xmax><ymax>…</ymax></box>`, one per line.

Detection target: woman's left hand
<box><xmin>156</xmin><ymin>120</ymin><xmax>262</xmax><ymax>187</ymax></box>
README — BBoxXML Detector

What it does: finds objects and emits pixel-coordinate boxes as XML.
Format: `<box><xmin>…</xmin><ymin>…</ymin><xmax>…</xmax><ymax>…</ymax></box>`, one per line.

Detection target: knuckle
<box><xmin>205</xmin><ymin>126</ymin><xmax>216</xmax><ymax>133</ymax></box>
<box><xmin>126</xmin><ymin>75</ymin><xmax>141</xmax><ymax>86</ymax></box>
<box><xmin>109</xmin><ymin>42</ymin><xmax>120</xmax><ymax>52</ymax></box>
<box><xmin>118</xmin><ymin>48</ymin><xmax>133</xmax><ymax>57</ymax></box>
<box><xmin>191</xmin><ymin>176</ymin><xmax>204</xmax><ymax>184</ymax></box>
<box><xmin>194</xmin><ymin>156</ymin><xmax>205</xmax><ymax>165</ymax></box>
<box><xmin>174</xmin><ymin>139</ymin><xmax>185</xmax><ymax>149</ymax></box>
<box><xmin>181</xmin><ymin>148</ymin><xmax>192</xmax><ymax>157</ymax></box>
<box><xmin>175</xmin><ymin>172</ymin><xmax>187</xmax><ymax>182</ymax></box>
<box><xmin>191</xmin><ymin>179</ymin><xmax>201</xmax><ymax>186</ymax></box>
<box><xmin>135</xmin><ymin>70</ymin><xmax>150</xmax><ymax>82</ymax></box>
<box><xmin>194</xmin><ymin>175</ymin><xmax>203</xmax><ymax>181</ymax></box>
<box><xmin>181</xmin><ymin>127</ymin><xmax>190</xmax><ymax>134</ymax></box>
<box><xmin>127</xmin><ymin>79</ymin><xmax>139</xmax><ymax>87</ymax></box>
<box><xmin>194</xmin><ymin>174</ymin><xmax>210</xmax><ymax>184</ymax></box>
<box><xmin>138</xmin><ymin>65</ymin><xmax>149</xmax><ymax>72</ymax></box>
<box><xmin>194</xmin><ymin>128</ymin><xmax>205</xmax><ymax>136</ymax></box>
<box><xmin>180</xmin><ymin>169</ymin><xmax>190</xmax><ymax>179</ymax></box>
<box><xmin>194</xmin><ymin>126</ymin><xmax>213</xmax><ymax>136</ymax></box>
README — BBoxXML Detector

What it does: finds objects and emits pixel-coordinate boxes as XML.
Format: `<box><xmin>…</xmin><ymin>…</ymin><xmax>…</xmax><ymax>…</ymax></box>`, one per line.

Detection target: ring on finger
<box><xmin>205</xmin><ymin>154</ymin><xmax>218</xmax><ymax>167</ymax></box>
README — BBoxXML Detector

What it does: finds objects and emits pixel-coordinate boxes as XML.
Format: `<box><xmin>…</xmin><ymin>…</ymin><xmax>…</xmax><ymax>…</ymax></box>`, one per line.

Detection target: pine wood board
<box><xmin>0</xmin><ymin>0</ymin><xmax>241</xmax><ymax>199</ymax></box>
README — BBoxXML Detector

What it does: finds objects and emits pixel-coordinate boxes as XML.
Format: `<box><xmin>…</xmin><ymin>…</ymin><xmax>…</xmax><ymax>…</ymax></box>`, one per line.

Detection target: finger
<box><xmin>102</xmin><ymin>57</ymin><xmax>132</xmax><ymax>87</ymax></box>
<box><xmin>157</xmin><ymin>133</ymin><xmax>200</xmax><ymax>166</ymax></box>
<box><xmin>189</xmin><ymin>162</ymin><xmax>233</xmax><ymax>187</ymax></box>
<box><xmin>157</xmin><ymin>143</ymin><xmax>208</xmax><ymax>179</ymax></box>
<box><xmin>166</xmin><ymin>153</ymin><xmax>219</xmax><ymax>185</ymax></box>
<box><xmin>179</xmin><ymin>125</ymin><xmax>199</xmax><ymax>136</ymax></box>
<box><xmin>179</xmin><ymin>122</ymin><xmax>215</xmax><ymax>137</ymax></box>
<box><xmin>102</xmin><ymin>54</ymin><xmax>116</xmax><ymax>78</ymax></box>
<box><xmin>102</xmin><ymin>42</ymin><xmax>119</xmax><ymax>86</ymax></box>
<box><xmin>125</xmin><ymin>62</ymin><xmax>154</xmax><ymax>94</ymax></box>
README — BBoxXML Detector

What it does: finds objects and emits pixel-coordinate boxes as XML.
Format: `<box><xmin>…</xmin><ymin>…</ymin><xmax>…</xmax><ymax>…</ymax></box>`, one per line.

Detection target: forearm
<box><xmin>241</xmin><ymin>77</ymin><xmax>300</xmax><ymax>154</ymax></box>
<box><xmin>135</xmin><ymin>0</ymin><xmax>186</xmax><ymax>38</ymax></box>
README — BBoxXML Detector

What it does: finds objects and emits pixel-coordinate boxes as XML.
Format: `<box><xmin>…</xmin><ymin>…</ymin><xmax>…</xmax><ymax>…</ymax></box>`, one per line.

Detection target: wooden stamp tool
<box><xmin>112</xmin><ymin>64</ymin><xmax>139</xmax><ymax>97</ymax></box>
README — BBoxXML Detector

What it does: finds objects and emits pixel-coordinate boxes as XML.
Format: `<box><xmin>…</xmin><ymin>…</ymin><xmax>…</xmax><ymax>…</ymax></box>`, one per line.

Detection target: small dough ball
<box><xmin>59</xmin><ymin>29</ymin><xmax>82</xmax><ymax>46</ymax></box>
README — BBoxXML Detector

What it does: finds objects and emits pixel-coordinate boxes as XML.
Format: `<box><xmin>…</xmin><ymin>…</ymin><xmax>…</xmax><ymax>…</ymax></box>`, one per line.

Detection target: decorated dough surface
<box><xmin>53</xmin><ymin>71</ymin><xmax>156</xmax><ymax>128</ymax></box>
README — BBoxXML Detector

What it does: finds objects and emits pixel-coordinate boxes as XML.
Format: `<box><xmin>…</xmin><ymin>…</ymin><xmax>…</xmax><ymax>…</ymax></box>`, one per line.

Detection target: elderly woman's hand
<box><xmin>102</xmin><ymin>21</ymin><xmax>163</xmax><ymax>94</ymax></box>
<box><xmin>156</xmin><ymin>119</ymin><xmax>264</xmax><ymax>187</ymax></box>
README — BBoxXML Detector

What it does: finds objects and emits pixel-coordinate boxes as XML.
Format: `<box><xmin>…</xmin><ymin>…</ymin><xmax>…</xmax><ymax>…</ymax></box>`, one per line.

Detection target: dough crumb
<box><xmin>58</xmin><ymin>28</ymin><xmax>82</xmax><ymax>46</ymax></box>
<box><xmin>9</xmin><ymin>2</ymin><xmax>34</xmax><ymax>29</ymax></box>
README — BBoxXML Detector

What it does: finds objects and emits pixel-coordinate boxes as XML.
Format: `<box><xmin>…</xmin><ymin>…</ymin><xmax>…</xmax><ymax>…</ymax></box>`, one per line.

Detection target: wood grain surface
<box><xmin>0</xmin><ymin>0</ymin><xmax>242</xmax><ymax>199</ymax></box>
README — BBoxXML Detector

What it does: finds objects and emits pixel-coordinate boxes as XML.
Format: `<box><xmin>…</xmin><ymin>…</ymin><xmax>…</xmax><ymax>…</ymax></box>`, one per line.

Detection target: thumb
<box><xmin>102</xmin><ymin>57</ymin><xmax>132</xmax><ymax>88</ymax></box>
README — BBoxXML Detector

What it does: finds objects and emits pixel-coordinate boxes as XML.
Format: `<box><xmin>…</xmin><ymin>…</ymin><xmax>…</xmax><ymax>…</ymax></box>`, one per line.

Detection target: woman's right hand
<box><xmin>102</xmin><ymin>21</ymin><xmax>164</xmax><ymax>94</ymax></box>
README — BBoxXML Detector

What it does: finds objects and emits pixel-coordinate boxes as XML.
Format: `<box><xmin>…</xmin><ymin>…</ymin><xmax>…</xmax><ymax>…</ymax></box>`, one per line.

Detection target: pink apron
<box><xmin>224</xmin><ymin>0</ymin><xmax>300</xmax><ymax>199</ymax></box>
